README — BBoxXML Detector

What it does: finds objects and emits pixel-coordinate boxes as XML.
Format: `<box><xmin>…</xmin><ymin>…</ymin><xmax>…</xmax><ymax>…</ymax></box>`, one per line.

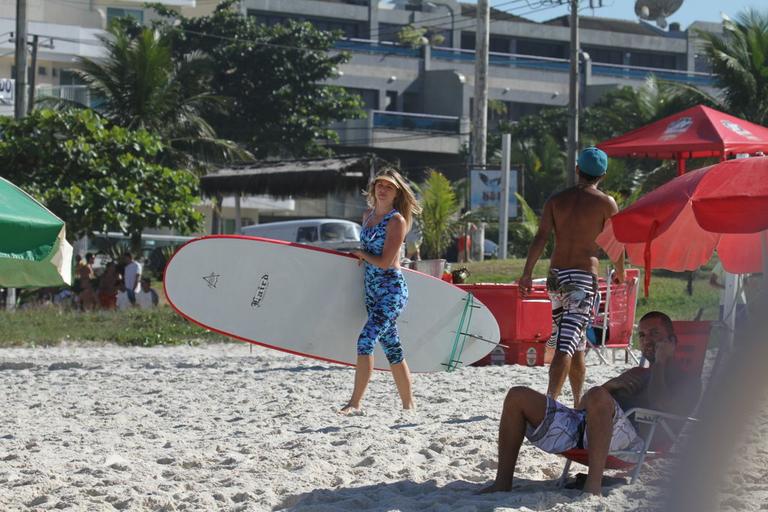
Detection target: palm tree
<box><xmin>695</xmin><ymin>9</ymin><xmax>768</xmax><ymax>125</ymax></box>
<box><xmin>419</xmin><ymin>170</ymin><xmax>459</xmax><ymax>260</ymax></box>
<box><xmin>75</xmin><ymin>26</ymin><xmax>248</xmax><ymax>169</ymax></box>
<box><xmin>583</xmin><ymin>75</ymin><xmax>706</xmax><ymax>143</ymax></box>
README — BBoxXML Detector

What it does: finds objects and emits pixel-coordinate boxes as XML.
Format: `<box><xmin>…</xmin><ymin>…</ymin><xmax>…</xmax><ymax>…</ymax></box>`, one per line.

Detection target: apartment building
<box><xmin>241</xmin><ymin>0</ymin><xmax>720</xmax><ymax>177</ymax></box>
<box><xmin>1</xmin><ymin>0</ymin><xmax>721</xmax><ymax>229</ymax></box>
<box><xmin>0</xmin><ymin>0</ymin><xmax>210</xmax><ymax>115</ymax></box>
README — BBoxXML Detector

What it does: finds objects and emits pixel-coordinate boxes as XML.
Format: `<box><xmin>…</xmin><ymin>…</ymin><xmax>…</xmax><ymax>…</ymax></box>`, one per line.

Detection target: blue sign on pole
<box><xmin>470</xmin><ymin>169</ymin><xmax>518</xmax><ymax>217</ymax></box>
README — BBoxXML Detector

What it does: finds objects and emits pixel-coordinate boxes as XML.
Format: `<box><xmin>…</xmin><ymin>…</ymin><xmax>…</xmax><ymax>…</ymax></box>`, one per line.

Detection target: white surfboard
<box><xmin>164</xmin><ymin>236</ymin><xmax>500</xmax><ymax>372</ymax></box>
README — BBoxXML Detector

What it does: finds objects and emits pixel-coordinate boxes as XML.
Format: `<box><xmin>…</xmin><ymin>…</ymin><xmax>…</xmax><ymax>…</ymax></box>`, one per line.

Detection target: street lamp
<box><xmin>424</xmin><ymin>1</ymin><xmax>455</xmax><ymax>47</ymax></box>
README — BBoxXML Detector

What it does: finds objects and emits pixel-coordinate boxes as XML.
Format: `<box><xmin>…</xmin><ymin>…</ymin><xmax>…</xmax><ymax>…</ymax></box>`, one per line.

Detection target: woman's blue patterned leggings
<box><xmin>357</xmin><ymin>268</ymin><xmax>408</xmax><ymax>365</ymax></box>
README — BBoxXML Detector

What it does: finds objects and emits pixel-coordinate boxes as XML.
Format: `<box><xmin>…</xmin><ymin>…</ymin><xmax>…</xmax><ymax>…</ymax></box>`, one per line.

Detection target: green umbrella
<box><xmin>0</xmin><ymin>177</ymin><xmax>73</xmax><ymax>287</ymax></box>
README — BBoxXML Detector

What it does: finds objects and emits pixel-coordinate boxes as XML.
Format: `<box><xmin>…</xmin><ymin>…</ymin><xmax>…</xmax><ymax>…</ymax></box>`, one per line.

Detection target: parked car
<box><xmin>241</xmin><ymin>219</ymin><xmax>362</xmax><ymax>252</ymax></box>
<box><xmin>484</xmin><ymin>239</ymin><xmax>499</xmax><ymax>259</ymax></box>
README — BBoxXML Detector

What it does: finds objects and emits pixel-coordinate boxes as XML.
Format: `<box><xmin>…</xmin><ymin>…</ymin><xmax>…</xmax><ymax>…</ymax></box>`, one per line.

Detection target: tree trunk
<box><xmin>210</xmin><ymin>193</ymin><xmax>224</xmax><ymax>235</ymax></box>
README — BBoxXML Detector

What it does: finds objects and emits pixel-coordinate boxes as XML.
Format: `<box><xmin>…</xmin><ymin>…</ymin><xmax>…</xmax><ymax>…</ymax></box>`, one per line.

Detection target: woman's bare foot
<box><xmin>476</xmin><ymin>481</ymin><xmax>512</xmax><ymax>494</ymax></box>
<box><xmin>338</xmin><ymin>403</ymin><xmax>365</xmax><ymax>416</ymax></box>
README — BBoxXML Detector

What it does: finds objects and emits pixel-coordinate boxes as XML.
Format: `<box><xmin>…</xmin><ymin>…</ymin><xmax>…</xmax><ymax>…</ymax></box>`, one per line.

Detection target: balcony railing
<box><xmin>335</xmin><ymin>39</ymin><xmax>714</xmax><ymax>87</ymax></box>
<box><xmin>335</xmin><ymin>39</ymin><xmax>420</xmax><ymax>58</ymax></box>
<box><xmin>590</xmin><ymin>62</ymin><xmax>714</xmax><ymax>86</ymax></box>
<box><xmin>372</xmin><ymin>110</ymin><xmax>460</xmax><ymax>133</ymax></box>
<box><xmin>35</xmin><ymin>85</ymin><xmax>102</xmax><ymax>109</ymax></box>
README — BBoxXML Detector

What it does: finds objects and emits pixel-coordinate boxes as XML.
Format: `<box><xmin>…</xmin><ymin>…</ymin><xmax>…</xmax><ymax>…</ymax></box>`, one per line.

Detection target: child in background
<box><xmin>116</xmin><ymin>280</ymin><xmax>132</xmax><ymax>311</ymax></box>
<box><xmin>136</xmin><ymin>277</ymin><xmax>159</xmax><ymax>309</ymax></box>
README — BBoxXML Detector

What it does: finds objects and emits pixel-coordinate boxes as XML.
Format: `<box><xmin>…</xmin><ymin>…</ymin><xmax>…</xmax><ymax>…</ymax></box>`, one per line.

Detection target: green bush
<box><xmin>0</xmin><ymin>306</ymin><xmax>228</xmax><ymax>347</ymax></box>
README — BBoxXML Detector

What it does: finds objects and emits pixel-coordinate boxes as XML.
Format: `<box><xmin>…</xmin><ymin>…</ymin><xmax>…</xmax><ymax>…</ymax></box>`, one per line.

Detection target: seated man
<box><xmin>479</xmin><ymin>311</ymin><xmax>701</xmax><ymax>496</ymax></box>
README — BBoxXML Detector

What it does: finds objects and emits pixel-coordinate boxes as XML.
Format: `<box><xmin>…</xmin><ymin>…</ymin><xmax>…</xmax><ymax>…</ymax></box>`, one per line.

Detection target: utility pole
<box><xmin>566</xmin><ymin>0</ymin><xmax>579</xmax><ymax>187</ymax></box>
<box><xmin>499</xmin><ymin>133</ymin><xmax>511</xmax><ymax>259</ymax></box>
<box><xmin>14</xmin><ymin>0</ymin><xmax>28</xmax><ymax>120</ymax></box>
<box><xmin>472</xmin><ymin>0</ymin><xmax>489</xmax><ymax>166</ymax></box>
<box><xmin>8</xmin><ymin>0</ymin><xmax>27</xmax><ymax>311</ymax></box>
<box><xmin>27</xmin><ymin>34</ymin><xmax>38</xmax><ymax>114</ymax></box>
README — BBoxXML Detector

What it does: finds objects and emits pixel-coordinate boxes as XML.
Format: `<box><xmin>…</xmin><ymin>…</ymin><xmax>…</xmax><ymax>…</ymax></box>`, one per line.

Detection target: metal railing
<box><xmin>590</xmin><ymin>62</ymin><xmax>714</xmax><ymax>86</ymax></box>
<box><xmin>335</xmin><ymin>38</ymin><xmax>714</xmax><ymax>87</ymax></box>
<box><xmin>372</xmin><ymin>110</ymin><xmax>460</xmax><ymax>133</ymax></box>
<box><xmin>34</xmin><ymin>85</ymin><xmax>102</xmax><ymax>109</ymax></box>
<box><xmin>335</xmin><ymin>39</ymin><xmax>420</xmax><ymax>58</ymax></box>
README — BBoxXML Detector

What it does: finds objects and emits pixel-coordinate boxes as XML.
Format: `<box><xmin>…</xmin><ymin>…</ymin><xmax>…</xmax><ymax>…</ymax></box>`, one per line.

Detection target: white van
<box><xmin>241</xmin><ymin>219</ymin><xmax>362</xmax><ymax>252</ymax></box>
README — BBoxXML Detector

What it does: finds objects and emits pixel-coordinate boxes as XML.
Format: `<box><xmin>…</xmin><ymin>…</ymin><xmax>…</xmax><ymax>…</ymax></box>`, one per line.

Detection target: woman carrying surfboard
<box><xmin>341</xmin><ymin>169</ymin><xmax>422</xmax><ymax>415</ymax></box>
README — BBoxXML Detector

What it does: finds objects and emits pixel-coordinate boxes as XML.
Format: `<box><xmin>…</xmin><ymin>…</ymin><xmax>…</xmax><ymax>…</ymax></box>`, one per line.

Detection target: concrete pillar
<box><xmin>422</xmin><ymin>43</ymin><xmax>431</xmax><ymax>72</ymax></box>
<box><xmin>368</xmin><ymin>0</ymin><xmax>378</xmax><ymax>41</ymax></box>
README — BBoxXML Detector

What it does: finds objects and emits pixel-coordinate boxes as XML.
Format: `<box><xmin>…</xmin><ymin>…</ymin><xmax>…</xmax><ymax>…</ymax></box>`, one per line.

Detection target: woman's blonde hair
<box><xmin>365</xmin><ymin>168</ymin><xmax>422</xmax><ymax>231</ymax></box>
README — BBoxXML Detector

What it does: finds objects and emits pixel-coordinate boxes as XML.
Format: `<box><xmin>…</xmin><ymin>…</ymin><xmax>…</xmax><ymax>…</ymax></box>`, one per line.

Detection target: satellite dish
<box><xmin>635</xmin><ymin>0</ymin><xmax>684</xmax><ymax>29</ymax></box>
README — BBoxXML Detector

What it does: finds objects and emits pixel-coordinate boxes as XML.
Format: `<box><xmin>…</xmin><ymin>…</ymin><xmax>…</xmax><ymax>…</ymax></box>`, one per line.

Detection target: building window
<box><xmin>385</xmin><ymin>90</ymin><xmax>398</xmax><ymax>112</ymax></box>
<box><xmin>106</xmin><ymin>7</ymin><xmax>144</xmax><ymax>26</ymax></box>
<box><xmin>516</xmin><ymin>39</ymin><xmax>567</xmax><ymax>59</ymax></box>
<box><xmin>345</xmin><ymin>87</ymin><xmax>379</xmax><ymax>110</ymax></box>
<box><xmin>509</xmin><ymin>102</ymin><xmax>547</xmax><ymax>122</ymax></box>
<box><xmin>38</xmin><ymin>66</ymin><xmax>47</xmax><ymax>76</ymax></box>
<box><xmin>461</xmin><ymin>32</ymin><xmax>475</xmax><ymax>50</ymax></box>
<box><xmin>60</xmin><ymin>69</ymin><xmax>86</xmax><ymax>86</ymax></box>
<box><xmin>52</xmin><ymin>68</ymin><xmax>58</xmax><ymax>77</ymax></box>
<box><xmin>489</xmin><ymin>36</ymin><xmax>511</xmax><ymax>54</ymax></box>
<box><xmin>628</xmin><ymin>51</ymin><xmax>678</xmax><ymax>70</ymax></box>
<box><xmin>378</xmin><ymin>23</ymin><xmax>405</xmax><ymax>43</ymax></box>
<box><xmin>403</xmin><ymin>92</ymin><xmax>420</xmax><ymax>113</ymax></box>
<box><xmin>488</xmin><ymin>99</ymin><xmax>512</xmax><ymax>126</ymax></box>
<box><xmin>582</xmin><ymin>46</ymin><xmax>623</xmax><ymax>65</ymax></box>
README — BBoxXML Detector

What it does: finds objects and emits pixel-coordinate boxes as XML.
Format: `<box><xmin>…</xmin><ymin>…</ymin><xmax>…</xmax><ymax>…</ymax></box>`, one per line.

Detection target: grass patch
<box><xmin>0</xmin><ymin>306</ymin><xmax>228</xmax><ymax>347</ymax></box>
<box><xmin>459</xmin><ymin>259</ymin><xmax>719</xmax><ymax>322</ymax></box>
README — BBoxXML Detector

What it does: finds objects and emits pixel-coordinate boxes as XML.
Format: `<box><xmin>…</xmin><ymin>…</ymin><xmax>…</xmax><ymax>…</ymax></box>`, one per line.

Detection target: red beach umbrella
<box><xmin>597</xmin><ymin>157</ymin><xmax>768</xmax><ymax>295</ymax></box>
<box><xmin>598</xmin><ymin>105</ymin><xmax>768</xmax><ymax>175</ymax></box>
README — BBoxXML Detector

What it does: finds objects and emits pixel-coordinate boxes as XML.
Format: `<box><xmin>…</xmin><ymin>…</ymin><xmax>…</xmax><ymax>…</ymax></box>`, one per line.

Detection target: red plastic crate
<box><xmin>456</xmin><ymin>283</ymin><xmax>552</xmax><ymax>343</ymax></box>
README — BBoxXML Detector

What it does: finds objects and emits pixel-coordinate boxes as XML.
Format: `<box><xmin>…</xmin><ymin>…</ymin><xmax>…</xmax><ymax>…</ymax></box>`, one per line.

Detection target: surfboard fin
<box><xmin>445</xmin><ymin>292</ymin><xmax>477</xmax><ymax>372</ymax></box>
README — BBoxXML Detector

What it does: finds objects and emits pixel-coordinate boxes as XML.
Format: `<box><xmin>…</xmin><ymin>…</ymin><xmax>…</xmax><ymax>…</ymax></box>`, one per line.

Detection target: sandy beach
<box><xmin>0</xmin><ymin>342</ymin><xmax>765</xmax><ymax>511</ymax></box>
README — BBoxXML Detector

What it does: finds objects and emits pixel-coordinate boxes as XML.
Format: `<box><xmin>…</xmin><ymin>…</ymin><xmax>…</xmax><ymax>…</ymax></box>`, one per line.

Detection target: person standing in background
<box><xmin>77</xmin><ymin>253</ymin><xmax>97</xmax><ymax>311</ymax></box>
<box><xmin>519</xmin><ymin>147</ymin><xmax>625</xmax><ymax>408</ymax></box>
<box><xmin>122</xmin><ymin>252</ymin><xmax>142</xmax><ymax>305</ymax></box>
<box><xmin>709</xmin><ymin>260</ymin><xmax>747</xmax><ymax>326</ymax></box>
<box><xmin>97</xmin><ymin>261</ymin><xmax>119</xmax><ymax>310</ymax></box>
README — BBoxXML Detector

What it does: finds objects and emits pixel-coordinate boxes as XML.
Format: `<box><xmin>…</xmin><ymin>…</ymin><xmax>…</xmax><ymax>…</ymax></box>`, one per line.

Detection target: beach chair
<box><xmin>557</xmin><ymin>320</ymin><xmax>711</xmax><ymax>486</ymax></box>
<box><xmin>585</xmin><ymin>269</ymin><xmax>641</xmax><ymax>365</ymax></box>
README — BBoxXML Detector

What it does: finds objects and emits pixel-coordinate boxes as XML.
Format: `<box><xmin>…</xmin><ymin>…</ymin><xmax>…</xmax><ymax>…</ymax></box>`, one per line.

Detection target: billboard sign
<box><xmin>470</xmin><ymin>168</ymin><xmax>519</xmax><ymax>218</ymax></box>
<box><xmin>0</xmin><ymin>79</ymin><xmax>13</xmax><ymax>103</ymax></box>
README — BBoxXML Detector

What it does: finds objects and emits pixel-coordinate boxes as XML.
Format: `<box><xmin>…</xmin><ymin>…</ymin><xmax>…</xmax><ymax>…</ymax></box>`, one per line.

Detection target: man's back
<box><xmin>549</xmin><ymin>186</ymin><xmax>616</xmax><ymax>274</ymax></box>
<box><xmin>124</xmin><ymin>260</ymin><xmax>141</xmax><ymax>292</ymax></box>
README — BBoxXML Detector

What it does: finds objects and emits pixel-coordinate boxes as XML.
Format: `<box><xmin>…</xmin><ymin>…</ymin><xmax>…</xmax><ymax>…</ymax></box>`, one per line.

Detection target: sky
<box><xmin>481</xmin><ymin>0</ymin><xmax>765</xmax><ymax>29</ymax></box>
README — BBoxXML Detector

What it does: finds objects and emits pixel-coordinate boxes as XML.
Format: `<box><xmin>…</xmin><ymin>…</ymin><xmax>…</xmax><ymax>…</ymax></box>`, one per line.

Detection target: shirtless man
<box><xmin>479</xmin><ymin>311</ymin><xmax>701</xmax><ymax>496</ymax></box>
<box><xmin>519</xmin><ymin>146</ymin><xmax>625</xmax><ymax>407</ymax></box>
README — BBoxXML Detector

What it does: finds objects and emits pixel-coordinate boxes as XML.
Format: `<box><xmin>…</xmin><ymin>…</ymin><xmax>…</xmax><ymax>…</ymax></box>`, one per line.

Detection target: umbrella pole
<box><xmin>5</xmin><ymin>288</ymin><xmax>16</xmax><ymax>311</ymax></box>
<box><xmin>676</xmin><ymin>157</ymin><xmax>686</xmax><ymax>176</ymax></box>
<box><xmin>762</xmin><ymin>231</ymin><xmax>768</xmax><ymax>277</ymax></box>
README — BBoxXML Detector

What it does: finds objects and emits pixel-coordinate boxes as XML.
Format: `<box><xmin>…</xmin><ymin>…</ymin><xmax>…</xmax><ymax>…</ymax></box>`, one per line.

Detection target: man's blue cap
<box><xmin>577</xmin><ymin>146</ymin><xmax>608</xmax><ymax>177</ymax></box>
